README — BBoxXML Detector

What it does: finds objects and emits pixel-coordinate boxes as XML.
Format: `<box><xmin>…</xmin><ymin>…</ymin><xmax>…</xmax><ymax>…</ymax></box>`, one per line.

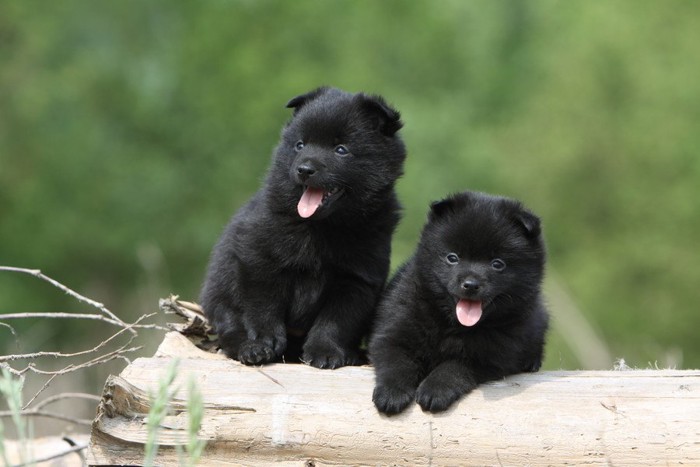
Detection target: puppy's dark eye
<box><xmin>295</xmin><ymin>140</ymin><xmax>305</xmax><ymax>151</ymax></box>
<box><xmin>334</xmin><ymin>145</ymin><xmax>349</xmax><ymax>156</ymax></box>
<box><xmin>491</xmin><ymin>259</ymin><xmax>506</xmax><ymax>271</ymax></box>
<box><xmin>446</xmin><ymin>253</ymin><xmax>459</xmax><ymax>265</ymax></box>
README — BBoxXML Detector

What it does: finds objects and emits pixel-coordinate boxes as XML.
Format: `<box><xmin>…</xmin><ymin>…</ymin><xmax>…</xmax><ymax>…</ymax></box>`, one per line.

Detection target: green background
<box><xmin>2</xmin><ymin>0</ymin><xmax>699</xmax><ymax>373</ymax></box>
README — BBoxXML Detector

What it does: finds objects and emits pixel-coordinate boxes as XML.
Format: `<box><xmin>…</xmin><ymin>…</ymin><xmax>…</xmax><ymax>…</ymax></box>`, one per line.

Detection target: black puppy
<box><xmin>200</xmin><ymin>87</ymin><xmax>406</xmax><ymax>369</ymax></box>
<box><xmin>369</xmin><ymin>191</ymin><xmax>549</xmax><ymax>414</ymax></box>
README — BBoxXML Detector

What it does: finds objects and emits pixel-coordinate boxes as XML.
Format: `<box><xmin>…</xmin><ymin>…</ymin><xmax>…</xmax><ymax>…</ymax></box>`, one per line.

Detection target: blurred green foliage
<box><xmin>1</xmin><ymin>0</ymin><xmax>699</xmax><ymax>370</ymax></box>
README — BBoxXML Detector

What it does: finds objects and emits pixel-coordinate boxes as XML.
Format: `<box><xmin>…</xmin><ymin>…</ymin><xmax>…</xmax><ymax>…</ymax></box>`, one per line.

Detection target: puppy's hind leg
<box><xmin>302</xmin><ymin>278</ymin><xmax>375</xmax><ymax>369</ymax></box>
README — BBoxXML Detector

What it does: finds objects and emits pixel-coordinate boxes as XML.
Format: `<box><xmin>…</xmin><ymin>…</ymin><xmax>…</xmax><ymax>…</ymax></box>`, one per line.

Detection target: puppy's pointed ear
<box><xmin>286</xmin><ymin>87</ymin><xmax>329</xmax><ymax>113</ymax></box>
<box><xmin>514</xmin><ymin>208</ymin><xmax>542</xmax><ymax>238</ymax></box>
<box><xmin>359</xmin><ymin>94</ymin><xmax>403</xmax><ymax>136</ymax></box>
<box><xmin>429</xmin><ymin>192</ymin><xmax>472</xmax><ymax>221</ymax></box>
<box><xmin>429</xmin><ymin>198</ymin><xmax>455</xmax><ymax>220</ymax></box>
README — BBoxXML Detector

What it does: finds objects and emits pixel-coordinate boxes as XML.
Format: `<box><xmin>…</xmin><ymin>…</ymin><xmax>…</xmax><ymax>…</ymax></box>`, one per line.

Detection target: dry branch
<box><xmin>158</xmin><ymin>294</ymin><xmax>218</xmax><ymax>352</ymax></box>
<box><xmin>1</xmin><ymin>393</ymin><xmax>102</xmax><ymax>426</ymax></box>
<box><xmin>89</xmin><ymin>332</ymin><xmax>700</xmax><ymax>466</ymax></box>
<box><xmin>0</xmin><ymin>311</ymin><xmax>167</xmax><ymax>330</ymax></box>
<box><xmin>0</xmin><ymin>266</ymin><xmax>130</xmax><ymax>330</ymax></box>
<box><xmin>0</xmin><ymin>265</ymin><xmax>167</xmax><ymax>466</ymax></box>
<box><xmin>0</xmin><ymin>408</ymin><xmax>93</xmax><ymax>426</ymax></box>
<box><xmin>3</xmin><ymin>435</ymin><xmax>89</xmax><ymax>467</ymax></box>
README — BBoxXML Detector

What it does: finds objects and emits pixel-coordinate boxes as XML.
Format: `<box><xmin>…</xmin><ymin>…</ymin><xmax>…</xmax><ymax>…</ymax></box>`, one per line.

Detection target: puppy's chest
<box><xmin>272</xmin><ymin>224</ymin><xmax>361</xmax><ymax>268</ymax></box>
<box><xmin>286</xmin><ymin>270</ymin><xmax>329</xmax><ymax>325</ymax></box>
<box><xmin>434</xmin><ymin>327</ymin><xmax>508</xmax><ymax>361</ymax></box>
<box><xmin>275</xmin><ymin>229</ymin><xmax>364</xmax><ymax>326</ymax></box>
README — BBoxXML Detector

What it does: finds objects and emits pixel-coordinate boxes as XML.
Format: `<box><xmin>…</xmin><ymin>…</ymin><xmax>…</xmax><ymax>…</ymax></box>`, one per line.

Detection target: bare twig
<box><xmin>0</xmin><ymin>313</ymin><xmax>155</xmax><ymax>364</ymax></box>
<box><xmin>0</xmin><ymin>322</ymin><xmax>20</xmax><ymax>350</ymax></box>
<box><xmin>0</xmin><ymin>321</ymin><xmax>18</xmax><ymax>337</ymax></box>
<box><xmin>24</xmin><ymin>389</ymin><xmax>100</xmax><ymax>411</ymax></box>
<box><xmin>0</xmin><ymin>266</ymin><xmax>132</xmax><ymax>332</ymax></box>
<box><xmin>0</xmin><ymin>265</ymin><xmax>167</xmax><ymax>439</ymax></box>
<box><xmin>62</xmin><ymin>435</ymin><xmax>87</xmax><ymax>465</ymax></box>
<box><xmin>9</xmin><ymin>440</ymin><xmax>89</xmax><ymax>467</ymax></box>
<box><xmin>0</xmin><ymin>408</ymin><xmax>92</xmax><ymax>426</ymax></box>
<box><xmin>10</xmin><ymin>343</ymin><xmax>143</xmax><ymax>377</ymax></box>
<box><xmin>22</xmin><ymin>373</ymin><xmax>59</xmax><ymax>409</ymax></box>
<box><xmin>0</xmin><ymin>312</ymin><xmax>168</xmax><ymax>331</ymax></box>
<box><xmin>30</xmin><ymin>392</ymin><xmax>101</xmax><ymax>410</ymax></box>
<box><xmin>160</xmin><ymin>294</ymin><xmax>212</xmax><ymax>336</ymax></box>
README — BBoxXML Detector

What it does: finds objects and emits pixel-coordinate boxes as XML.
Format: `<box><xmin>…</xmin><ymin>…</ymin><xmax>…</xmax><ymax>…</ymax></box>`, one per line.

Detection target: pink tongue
<box><xmin>297</xmin><ymin>187</ymin><xmax>324</xmax><ymax>218</ymax></box>
<box><xmin>456</xmin><ymin>299</ymin><xmax>483</xmax><ymax>327</ymax></box>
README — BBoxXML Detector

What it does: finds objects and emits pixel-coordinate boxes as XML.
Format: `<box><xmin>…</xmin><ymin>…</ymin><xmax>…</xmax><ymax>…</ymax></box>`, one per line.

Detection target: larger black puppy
<box><xmin>370</xmin><ymin>191</ymin><xmax>549</xmax><ymax>414</ymax></box>
<box><xmin>200</xmin><ymin>87</ymin><xmax>406</xmax><ymax>369</ymax></box>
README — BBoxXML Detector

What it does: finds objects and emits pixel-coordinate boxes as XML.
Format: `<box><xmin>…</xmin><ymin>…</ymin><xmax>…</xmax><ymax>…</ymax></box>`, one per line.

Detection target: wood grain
<box><xmin>88</xmin><ymin>332</ymin><xmax>700</xmax><ymax>466</ymax></box>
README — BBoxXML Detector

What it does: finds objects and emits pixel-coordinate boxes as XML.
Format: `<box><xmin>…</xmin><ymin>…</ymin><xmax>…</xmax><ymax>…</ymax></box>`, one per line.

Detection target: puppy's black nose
<box><xmin>461</xmin><ymin>279</ymin><xmax>480</xmax><ymax>292</ymax></box>
<box><xmin>296</xmin><ymin>164</ymin><xmax>316</xmax><ymax>180</ymax></box>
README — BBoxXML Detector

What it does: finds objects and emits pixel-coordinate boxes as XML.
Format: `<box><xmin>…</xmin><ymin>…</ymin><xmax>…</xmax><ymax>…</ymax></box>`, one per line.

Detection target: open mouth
<box><xmin>454</xmin><ymin>295</ymin><xmax>493</xmax><ymax>327</ymax></box>
<box><xmin>297</xmin><ymin>185</ymin><xmax>344</xmax><ymax>218</ymax></box>
<box><xmin>455</xmin><ymin>298</ymin><xmax>483</xmax><ymax>327</ymax></box>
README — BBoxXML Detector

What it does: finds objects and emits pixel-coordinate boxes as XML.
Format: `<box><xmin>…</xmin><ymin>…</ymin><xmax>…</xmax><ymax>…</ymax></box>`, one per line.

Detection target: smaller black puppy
<box><xmin>200</xmin><ymin>87</ymin><xmax>406</xmax><ymax>369</ymax></box>
<box><xmin>369</xmin><ymin>191</ymin><xmax>549</xmax><ymax>414</ymax></box>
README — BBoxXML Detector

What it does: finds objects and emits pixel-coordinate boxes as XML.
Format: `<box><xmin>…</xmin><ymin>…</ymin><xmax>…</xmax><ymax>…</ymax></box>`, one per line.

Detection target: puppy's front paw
<box><xmin>302</xmin><ymin>341</ymin><xmax>360</xmax><ymax>369</ymax></box>
<box><xmin>373</xmin><ymin>384</ymin><xmax>415</xmax><ymax>415</ymax></box>
<box><xmin>415</xmin><ymin>377</ymin><xmax>469</xmax><ymax>413</ymax></box>
<box><xmin>526</xmin><ymin>356</ymin><xmax>543</xmax><ymax>372</ymax></box>
<box><xmin>238</xmin><ymin>339</ymin><xmax>277</xmax><ymax>365</ymax></box>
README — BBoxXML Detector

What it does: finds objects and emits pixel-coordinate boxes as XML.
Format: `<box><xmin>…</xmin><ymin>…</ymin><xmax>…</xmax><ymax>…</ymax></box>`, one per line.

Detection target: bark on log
<box><xmin>88</xmin><ymin>332</ymin><xmax>700</xmax><ymax>466</ymax></box>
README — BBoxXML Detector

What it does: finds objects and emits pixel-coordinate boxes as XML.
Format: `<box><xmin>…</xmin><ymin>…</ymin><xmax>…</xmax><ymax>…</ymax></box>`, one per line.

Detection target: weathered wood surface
<box><xmin>88</xmin><ymin>332</ymin><xmax>700</xmax><ymax>466</ymax></box>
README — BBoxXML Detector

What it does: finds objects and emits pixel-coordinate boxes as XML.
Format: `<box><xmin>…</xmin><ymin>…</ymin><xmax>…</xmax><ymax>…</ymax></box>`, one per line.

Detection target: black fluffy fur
<box><xmin>369</xmin><ymin>191</ymin><xmax>549</xmax><ymax>414</ymax></box>
<box><xmin>200</xmin><ymin>87</ymin><xmax>406</xmax><ymax>369</ymax></box>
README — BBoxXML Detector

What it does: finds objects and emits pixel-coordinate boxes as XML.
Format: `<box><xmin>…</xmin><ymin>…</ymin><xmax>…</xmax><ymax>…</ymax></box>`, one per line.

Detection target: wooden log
<box><xmin>88</xmin><ymin>332</ymin><xmax>700</xmax><ymax>466</ymax></box>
